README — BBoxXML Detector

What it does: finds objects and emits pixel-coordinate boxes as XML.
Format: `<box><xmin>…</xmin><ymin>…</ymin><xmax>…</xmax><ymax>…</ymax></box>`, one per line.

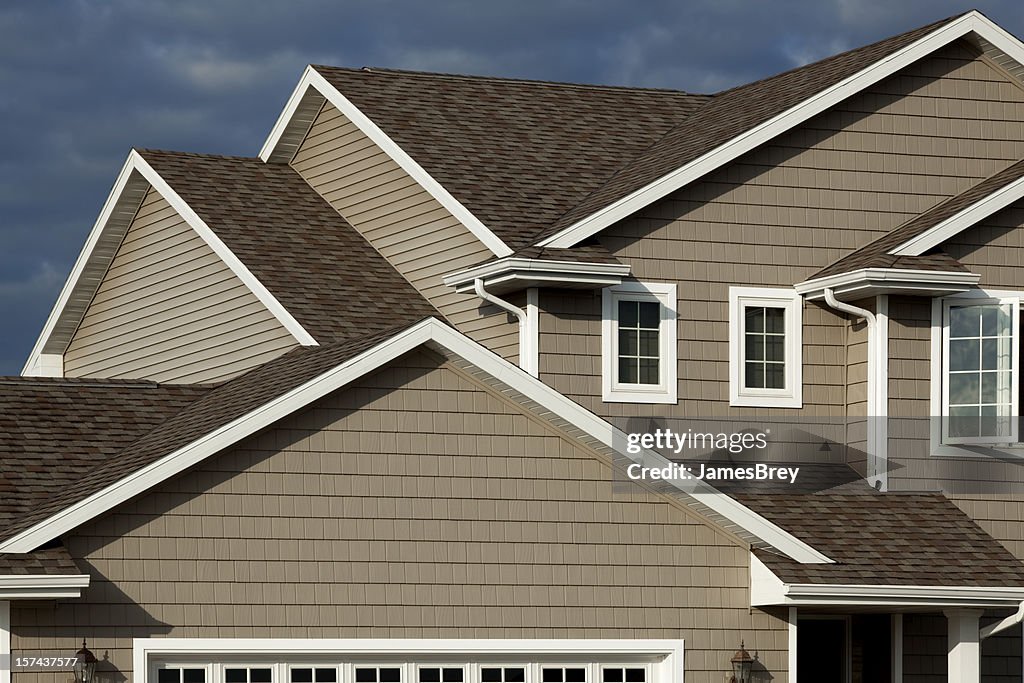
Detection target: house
<box><xmin>12</xmin><ymin>7</ymin><xmax>1024</xmax><ymax>683</ymax></box>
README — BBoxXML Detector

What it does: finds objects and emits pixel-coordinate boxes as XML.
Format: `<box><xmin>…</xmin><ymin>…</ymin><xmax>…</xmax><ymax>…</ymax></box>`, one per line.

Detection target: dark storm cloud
<box><xmin>1</xmin><ymin>0</ymin><xmax>1022</xmax><ymax>372</ymax></box>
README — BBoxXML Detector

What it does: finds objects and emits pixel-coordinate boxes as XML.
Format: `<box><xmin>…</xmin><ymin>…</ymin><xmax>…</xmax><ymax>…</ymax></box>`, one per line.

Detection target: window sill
<box><xmin>729</xmin><ymin>393</ymin><xmax>802</xmax><ymax>409</ymax></box>
<box><xmin>603</xmin><ymin>388</ymin><xmax>677</xmax><ymax>404</ymax></box>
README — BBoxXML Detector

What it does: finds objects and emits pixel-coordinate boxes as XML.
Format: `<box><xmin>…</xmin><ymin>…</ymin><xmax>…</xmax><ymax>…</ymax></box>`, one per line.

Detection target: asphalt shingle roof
<box><xmin>139</xmin><ymin>150</ymin><xmax>438</xmax><ymax>341</ymax></box>
<box><xmin>315</xmin><ymin>66</ymin><xmax>710</xmax><ymax>250</ymax></box>
<box><xmin>743</xmin><ymin>492</ymin><xmax>1024</xmax><ymax>586</ymax></box>
<box><xmin>812</xmin><ymin>158</ymin><xmax>1024</xmax><ymax>279</ymax></box>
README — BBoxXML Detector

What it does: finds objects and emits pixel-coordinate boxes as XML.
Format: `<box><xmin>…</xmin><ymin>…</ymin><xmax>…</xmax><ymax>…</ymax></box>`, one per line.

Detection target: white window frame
<box><xmin>728</xmin><ymin>287</ymin><xmax>803</xmax><ymax>408</ymax></box>
<box><xmin>601</xmin><ymin>282</ymin><xmax>678</xmax><ymax>404</ymax></box>
<box><xmin>135</xmin><ymin>639</ymin><xmax>684</xmax><ymax>683</ymax></box>
<box><xmin>931</xmin><ymin>289</ymin><xmax>1023</xmax><ymax>455</ymax></box>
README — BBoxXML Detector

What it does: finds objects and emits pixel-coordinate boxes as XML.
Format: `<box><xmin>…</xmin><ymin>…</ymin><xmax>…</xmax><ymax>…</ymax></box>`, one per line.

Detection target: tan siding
<box><xmin>12</xmin><ymin>351</ymin><xmax>787</xmax><ymax>683</ymax></box>
<box><xmin>539</xmin><ymin>42</ymin><xmax>1024</xmax><ymax>420</ymax></box>
<box><xmin>63</xmin><ymin>189</ymin><xmax>297</xmax><ymax>383</ymax></box>
<box><xmin>289</xmin><ymin>103</ymin><xmax>519</xmax><ymax>363</ymax></box>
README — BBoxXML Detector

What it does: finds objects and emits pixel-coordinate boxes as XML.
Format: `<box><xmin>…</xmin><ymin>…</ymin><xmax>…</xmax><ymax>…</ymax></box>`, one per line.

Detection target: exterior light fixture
<box><xmin>74</xmin><ymin>639</ymin><xmax>98</xmax><ymax>683</ymax></box>
<box><xmin>730</xmin><ymin>641</ymin><xmax>754</xmax><ymax>683</ymax></box>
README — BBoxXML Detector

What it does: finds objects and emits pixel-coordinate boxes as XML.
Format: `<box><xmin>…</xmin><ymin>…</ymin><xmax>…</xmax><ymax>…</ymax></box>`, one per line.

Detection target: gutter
<box><xmin>822</xmin><ymin>289</ymin><xmax>888</xmax><ymax>490</ymax></box>
<box><xmin>473</xmin><ymin>279</ymin><xmax>538</xmax><ymax>377</ymax></box>
<box><xmin>0</xmin><ymin>573</ymin><xmax>91</xmax><ymax>599</ymax></box>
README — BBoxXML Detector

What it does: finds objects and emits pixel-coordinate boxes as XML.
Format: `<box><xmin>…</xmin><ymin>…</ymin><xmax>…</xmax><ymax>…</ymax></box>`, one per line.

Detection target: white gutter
<box><xmin>0</xmin><ymin>573</ymin><xmax>91</xmax><ymax>599</ymax></box>
<box><xmin>795</xmin><ymin>268</ymin><xmax>980</xmax><ymax>301</ymax></box>
<box><xmin>444</xmin><ymin>258</ymin><xmax>629</xmax><ymax>294</ymax></box>
<box><xmin>980</xmin><ymin>601</ymin><xmax>1024</xmax><ymax>639</ymax></box>
<box><xmin>822</xmin><ymin>289</ymin><xmax>887</xmax><ymax>490</ymax></box>
<box><xmin>473</xmin><ymin>279</ymin><xmax>538</xmax><ymax>377</ymax></box>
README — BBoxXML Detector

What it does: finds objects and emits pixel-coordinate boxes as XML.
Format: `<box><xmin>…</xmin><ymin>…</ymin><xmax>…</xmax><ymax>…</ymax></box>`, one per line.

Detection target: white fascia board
<box><xmin>443</xmin><ymin>258</ymin><xmax>631</xmax><ymax>293</ymax></box>
<box><xmin>129</xmin><ymin>151</ymin><xmax>317</xmax><ymax>346</ymax></box>
<box><xmin>260</xmin><ymin>66</ymin><xmax>512</xmax><ymax>258</ymax></box>
<box><xmin>889</xmin><ymin>174</ymin><xmax>1024</xmax><ymax>256</ymax></box>
<box><xmin>0</xmin><ymin>317</ymin><xmax>830</xmax><ymax>566</ymax></box>
<box><xmin>0</xmin><ymin>573</ymin><xmax>90</xmax><ymax>599</ymax></box>
<box><xmin>21</xmin><ymin>154</ymin><xmax>138</xmax><ymax>374</ymax></box>
<box><xmin>751</xmin><ymin>559</ymin><xmax>1024</xmax><ymax>607</ymax></box>
<box><xmin>539</xmin><ymin>11</ymin><xmax>1000</xmax><ymax>249</ymax></box>
<box><xmin>795</xmin><ymin>268</ymin><xmax>980</xmax><ymax>300</ymax></box>
<box><xmin>0</xmin><ymin>318</ymin><xmax>440</xmax><ymax>554</ymax></box>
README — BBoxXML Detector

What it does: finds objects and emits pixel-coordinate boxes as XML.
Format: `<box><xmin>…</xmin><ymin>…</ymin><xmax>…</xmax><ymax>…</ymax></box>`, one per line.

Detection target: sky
<box><xmin>1</xmin><ymin>0</ymin><xmax>1023</xmax><ymax>375</ymax></box>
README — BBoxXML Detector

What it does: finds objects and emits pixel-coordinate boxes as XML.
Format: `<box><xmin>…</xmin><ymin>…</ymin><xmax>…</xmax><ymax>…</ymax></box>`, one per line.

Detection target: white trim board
<box><xmin>0</xmin><ymin>573</ymin><xmax>90</xmax><ymax>599</ymax></box>
<box><xmin>890</xmin><ymin>170</ymin><xmax>1024</xmax><ymax>257</ymax></box>
<box><xmin>538</xmin><ymin>11</ymin><xmax>1023</xmax><ymax>249</ymax></box>
<box><xmin>134</xmin><ymin>639</ymin><xmax>684</xmax><ymax>683</ymax></box>
<box><xmin>0</xmin><ymin>317</ymin><xmax>830</xmax><ymax>566</ymax></box>
<box><xmin>751</xmin><ymin>553</ymin><xmax>1024</xmax><ymax>607</ymax></box>
<box><xmin>260</xmin><ymin>66</ymin><xmax>512</xmax><ymax>258</ymax></box>
<box><xmin>22</xmin><ymin>150</ymin><xmax>318</xmax><ymax>375</ymax></box>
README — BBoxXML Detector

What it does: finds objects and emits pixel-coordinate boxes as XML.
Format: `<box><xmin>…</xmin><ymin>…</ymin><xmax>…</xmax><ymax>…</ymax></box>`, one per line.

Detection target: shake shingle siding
<box><xmin>63</xmin><ymin>189</ymin><xmax>297</xmax><ymax>383</ymax></box>
<box><xmin>290</xmin><ymin>103</ymin><xmax>521</xmax><ymax>363</ymax></box>
<box><xmin>539</xmin><ymin>43</ymin><xmax>1024</xmax><ymax>420</ymax></box>
<box><xmin>11</xmin><ymin>351</ymin><xmax>787</xmax><ymax>683</ymax></box>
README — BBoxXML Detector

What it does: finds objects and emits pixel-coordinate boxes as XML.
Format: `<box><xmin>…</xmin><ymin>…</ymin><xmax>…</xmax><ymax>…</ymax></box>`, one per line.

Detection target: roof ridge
<box><xmin>712</xmin><ymin>10</ymin><xmax>973</xmax><ymax>97</ymax></box>
<box><xmin>313</xmin><ymin>64</ymin><xmax>710</xmax><ymax>96</ymax></box>
<box><xmin>135</xmin><ymin>147</ymin><xmax>261</xmax><ymax>162</ymax></box>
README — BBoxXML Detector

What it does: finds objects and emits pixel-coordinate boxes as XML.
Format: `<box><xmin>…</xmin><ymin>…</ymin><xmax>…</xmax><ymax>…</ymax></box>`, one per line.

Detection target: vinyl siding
<box><xmin>903</xmin><ymin>613</ymin><xmax>1022</xmax><ymax>683</ymax></box>
<box><xmin>289</xmin><ymin>103</ymin><xmax>519</xmax><ymax>363</ymax></box>
<box><xmin>538</xmin><ymin>41</ymin><xmax>1024</xmax><ymax>420</ymax></box>
<box><xmin>12</xmin><ymin>350</ymin><xmax>787</xmax><ymax>683</ymax></box>
<box><xmin>885</xmin><ymin>201</ymin><xmax>1024</xmax><ymax>561</ymax></box>
<box><xmin>63</xmin><ymin>189</ymin><xmax>298</xmax><ymax>383</ymax></box>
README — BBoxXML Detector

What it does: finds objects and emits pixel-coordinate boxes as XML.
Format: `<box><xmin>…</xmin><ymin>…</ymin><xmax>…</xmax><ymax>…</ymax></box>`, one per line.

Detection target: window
<box><xmin>940</xmin><ymin>296</ymin><xmax>1019</xmax><ymax>444</ymax></box>
<box><xmin>602</xmin><ymin>282</ymin><xmax>677</xmax><ymax>403</ymax></box>
<box><xmin>601</xmin><ymin>669</ymin><xmax>646</xmax><ymax>683</ymax></box>
<box><xmin>480</xmin><ymin>668</ymin><xmax>525</xmax><ymax>683</ymax></box>
<box><xmin>541</xmin><ymin>669</ymin><xmax>586</xmax><ymax>683</ymax></box>
<box><xmin>158</xmin><ymin>669</ymin><xmax>206</xmax><ymax>683</ymax></box>
<box><xmin>226</xmin><ymin>669</ymin><xmax>272</xmax><ymax>683</ymax></box>
<box><xmin>417</xmin><ymin>669</ymin><xmax>463</xmax><ymax>683</ymax></box>
<box><xmin>355</xmin><ymin>668</ymin><xmax>401</xmax><ymax>683</ymax></box>
<box><xmin>728</xmin><ymin>287</ymin><xmax>803</xmax><ymax>408</ymax></box>
<box><xmin>290</xmin><ymin>669</ymin><xmax>337</xmax><ymax>683</ymax></box>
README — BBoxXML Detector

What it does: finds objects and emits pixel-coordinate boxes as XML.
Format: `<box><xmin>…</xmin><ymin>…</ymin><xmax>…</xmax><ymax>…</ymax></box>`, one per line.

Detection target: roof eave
<box><xmin>442</xmin><ymin>258</ymin><xmax>631</xmax><ymax>294</ymax></box>
<box><xmin>795</xmin><ymin>268</ymin><xmax>980</xmax><ymax>301</ymax></box>
<box><xmin>0</xmin><ymin>573</ymin><xmax>90</xmax><ymax>599</ymax></box>
<box><xmin>751</xmin><ymin>554</ymin><xmax>1024</xmax><ymax>608</ymax></box>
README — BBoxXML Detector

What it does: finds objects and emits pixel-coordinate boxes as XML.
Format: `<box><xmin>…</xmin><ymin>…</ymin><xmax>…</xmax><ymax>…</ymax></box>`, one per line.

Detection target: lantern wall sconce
<box><xmin>74</xmin><ymin>639</ymin><xmax>98</xmax><ymax>683</ymax></box>
<box><xmin>730</xmin><ymin>641</ymin><xmax>754</xmax><ymax>683</ymax></box>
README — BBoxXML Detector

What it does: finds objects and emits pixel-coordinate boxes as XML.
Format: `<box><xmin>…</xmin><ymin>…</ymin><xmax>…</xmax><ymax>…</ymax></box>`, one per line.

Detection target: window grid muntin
<box><xmin>616</xmin><ymin>299</ymin><xmax>661</xmax><ymax>385</ymax></box>
<box><xmin>942</xmin><ymin>297</ymin><xmax>1020</xmax><ymax>445</ymax></box>
<box><xmin>742</xmin><ymin>305</ymin><xmax>786</xmax><ymax>390</ymax></box>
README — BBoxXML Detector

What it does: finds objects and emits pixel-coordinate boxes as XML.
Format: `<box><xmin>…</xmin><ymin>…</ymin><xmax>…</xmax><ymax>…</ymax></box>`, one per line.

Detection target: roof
<box><xmin>314</xmin><ymin>66</ymin><xmax>710</xmax><ymax>250</ymax></box>
<box><xmin>812</xmin><ymin>158</ymin><xmax>1024</xmax><ymax>279</ymax></box>
<box><xmin>138</xmin><ymin>149</ymin><xmax>438</xmax><ymax>341</ymax></box>
<box><xmin>0</xmin><ymin>319</ymin><xmax>430</xmax><ymax>545</ymax></box>
<box><xmin>745</xmin><ymin>492</ymin><xmax>1024</xmax><ymax>586</ymax></box>
<box><xmin>0</xmin><ymin>547</ymin><xmax>80</xmax><ymax>575</ymax></box>
<box><xmin>531</xmin><ymin>12</ymin><xmax>972</xmax><ymax>246</ymax></box>
<box><xmin>0</xmin><ymin>377</ymin><xmax>212</xmax><ymax>536</ymax></box>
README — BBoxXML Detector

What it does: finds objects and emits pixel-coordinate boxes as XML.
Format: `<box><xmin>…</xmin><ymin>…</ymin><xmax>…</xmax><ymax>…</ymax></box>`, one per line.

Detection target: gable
<box><xmin>64</xmin><ymin>188</ymin><xmax>297</xmax><ymax>383</ymax></box>
<box><xmin>50</xmin><ymin>349</ymin><xmax>782</xmax><ymax>681</ymax></box>
<box><xmin>290</xmin><ymin>102</ymin><xmax>521</xmax><ymax>362</ymax></box>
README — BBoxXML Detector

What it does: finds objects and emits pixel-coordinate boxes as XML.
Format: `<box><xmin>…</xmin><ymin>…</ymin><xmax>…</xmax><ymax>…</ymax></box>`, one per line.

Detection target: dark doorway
<box><xmin>798</xmin><ymin>618</ymin><xmax>848</xmax><ymax>682</ymax></box>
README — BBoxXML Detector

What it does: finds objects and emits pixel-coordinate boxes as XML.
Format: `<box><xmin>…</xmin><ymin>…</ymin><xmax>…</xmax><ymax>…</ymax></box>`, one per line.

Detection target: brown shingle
<box><xmin>0</xmin><ymin>377</ymin><xmax>212</xmax><ymax>534</ymax></box>
<box><xmin>139</xmin><ymin>150</ymin><xmax>438</xmax><ymax>342</ymax></box>
<box><xmin>0</xmin><ymin>318</ymin><xmax>432</xmax><ymax>544</ymax></box>
<box><xmin>0</xmin><ymin>546</ymin><xmax>80</xmax><ymax>575</ymax></box>
<box><xmin>742</xmin><ymin>492</ymin><xmax>1024</xmax><ymax>586</ymax></box>
<box><xmin>314</xmin><ymin>66</ymin><xmax>709</xmax><ymax>250</ymax></box>
<box><xmin>530</xmin><ymin>12</ymin><xmax>971</xmax><ymax>244</ymax></box>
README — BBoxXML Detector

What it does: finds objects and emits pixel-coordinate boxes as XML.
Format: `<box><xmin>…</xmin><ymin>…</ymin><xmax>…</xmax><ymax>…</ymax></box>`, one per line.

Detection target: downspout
<box><xmin>980</xmin><ymin>601</ymin><xmax>1024</xmax><ymax>640</ymax></box>
<box><xmin>822</xmin><ymin>288</ymin><xmax>886</xmax><ymax>489</ymax></box>
<box><xmin>473</xmin><ymin>278</ymin><xmax>538</xmax><ymax>377</ymax></box>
